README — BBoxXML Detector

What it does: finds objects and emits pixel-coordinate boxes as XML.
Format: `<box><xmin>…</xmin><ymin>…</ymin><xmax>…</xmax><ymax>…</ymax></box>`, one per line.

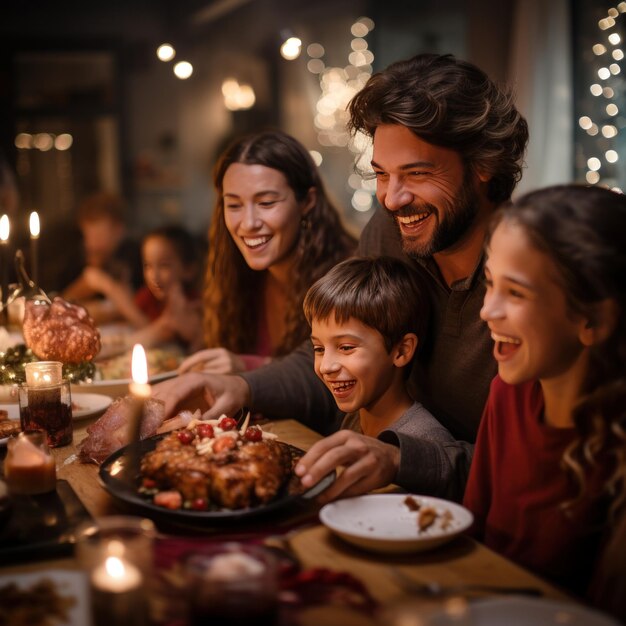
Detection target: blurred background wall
<box><xmin>0</xmin><ymin>0</ymin><xmax>623</xmax><ymax>288</ymax></box>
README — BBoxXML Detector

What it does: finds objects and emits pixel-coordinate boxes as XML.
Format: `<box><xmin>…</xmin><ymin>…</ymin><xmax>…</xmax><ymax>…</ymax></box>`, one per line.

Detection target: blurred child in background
<box><xmin>97</xmin><ymin>224</ymin><xmax>204</xmax><ymax>353</ymax></box>
<box><xmin>62</xmin><ymin>192</ymin><xmax>142</xmax><ymax>323</ymax></box>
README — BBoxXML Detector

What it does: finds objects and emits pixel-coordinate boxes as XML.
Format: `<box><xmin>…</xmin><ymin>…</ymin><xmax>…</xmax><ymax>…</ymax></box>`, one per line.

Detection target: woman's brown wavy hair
<box><xmin>488</xmin><ymin>185</ymin><xmax>626</xmax><ymax>518</ymax></box>
<box><xmin>204</xmin><ymin>129</ymin><xmax>356</xmax><ymax>356</ymax></box>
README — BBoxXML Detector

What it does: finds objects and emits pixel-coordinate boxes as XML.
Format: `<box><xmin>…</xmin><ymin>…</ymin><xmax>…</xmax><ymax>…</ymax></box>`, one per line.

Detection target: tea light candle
<box><xmin>91</xmin><ymin>554</ymin><xmax>147</xmax><ymax>626</ymax></box>
<box><xmin>3</xmin><ymin>431</ymin><xmax>56</xmax><ymax>495</ymax></box>
<box><xmin>29</xmin><ymin>211</ymin><xmax>40</xmax><ymax>286</ymax></box>
<box><xmin>20</xmin><ymin>361</ymin><xmax>72</xmax><ymax>447</ymax></box>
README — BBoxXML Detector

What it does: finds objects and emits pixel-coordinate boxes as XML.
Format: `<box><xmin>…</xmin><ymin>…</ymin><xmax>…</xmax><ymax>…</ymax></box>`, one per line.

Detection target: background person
<box><xmin>154</xmin><ymin>53</ymin><xmax>529</xmax><ymax>502</ymax></box>
<box><xmin>96</xmin><ymin>224</ymin><xmax>204</xmax><ymax>353</ymax></box>
<box><xmin>62</xmin><ymin>191</ymin><xmax>142</xmax><ymax>323</ymax></box>
<box><xmin>178</xmin><ymin>129</ymin><xmax>356</xmax><ymax>375</ymax></box>
<box><xmin>463</xmin><ymin>185</ymin><xmax>626</xmax><ymax>621</ymax></box>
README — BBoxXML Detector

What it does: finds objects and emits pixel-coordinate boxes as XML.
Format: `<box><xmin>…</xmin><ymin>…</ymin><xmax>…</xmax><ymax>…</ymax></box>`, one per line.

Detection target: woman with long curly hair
<box><xmin>463</xmin><ymin>184</ymin><xmax>626</xmax><ymax>620</ymax></box>
<box><xmin>179</xmin><ymin>130</ymin><xmax>356</xmax><ymax>374</ymax></box>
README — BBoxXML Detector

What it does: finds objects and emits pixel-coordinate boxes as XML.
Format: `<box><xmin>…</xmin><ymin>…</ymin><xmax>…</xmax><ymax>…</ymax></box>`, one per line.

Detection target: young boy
<box><xmin>303</xmin><ymin>257</ymin><xmax>453</xmax><ymax>441</ymax></box>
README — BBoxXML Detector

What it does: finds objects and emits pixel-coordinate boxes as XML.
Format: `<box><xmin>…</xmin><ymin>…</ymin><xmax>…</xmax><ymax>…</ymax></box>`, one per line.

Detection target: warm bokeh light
<box><xmin>587</xmin><ymin>157</ymin><xmax>601</xmax><ymax>171</ymax></box>
<box><xmin>612</xmin><ymin>49</ymin><xmax>624</xmax><ymax>60</ymax></box>
<box><xmin>307</xmin><ymin>43</ymin><xmax>325</xmax><ymax>58</ymax></box>
<box><xmin>605</xmin><ymin>149</ymin><xmax>619</xmax><ymax>163</ymax></box>
<box><xmin>602</xmin><ymin>125</ymin><xmax>618</xmax><ymax>137</ymax></box>
<box><xmin>33</xmin><ymin>133</ymin><xmax>54</xmax><ymax>151</ymax></box>
<box><xmin>606</xmin><ymin>103</ymin><xmax>619</xmax><ymax>115</ymax></box>
<box><xmin>157</xmin><ymin>43</ymin><xmax>176</xmax><ymax>62</ymax></box>
<box><xmin>351</xmin><ymin>190</ymin><xmax>373</xmax><ymax>212</ymax></box>
<box><xmin>307</xmin><ymin>59</ymin><xmax>324</xmax><ymax>74</ymax></box>
<box><xmin>578</xmin><ymin>116</ymin><xmax>593</xmax><ymax>129</ymax></box>
<box><xmin>608</xmin><ymin>33</ymin><xmax>621</xmax><ymax>45</ymax></box>
<box><xmin>173</xmin><ymin>61</ymin><xmax>193</xmax><ymax>79</ymax></box>
<box><xmin>29</xmin><ymin>212</ymin><xmax>40</xmax><ymax>238</ymax></box>
<box><xmin>590</xmin><ymin>83</ymin><xmax>602</xmax><ymax>96</ymax></box>
<box><xmin>586</xmin><ymin>171</ymin><xmax>600</xmax><ymax>184</ymax></box>
<box><xmin>598</xmin><ymin>67</ymin><xmax>611</xmax><ymax>79</ymax></box>
<box><xmin>280</xmin><ymin>37</ymin><xmax>302</xmax><ymax>60</ymax></box>
<box><xmin>593</xmin><ymin>43</ymin><xmax>607</xmax><ymax>55</ymax></box>
<box><xmin>222</xmin><ymin>79</ymin><xmax>256</xmax><ymax>111</ymax></box>
<box><xmin>14</xmin><ymin>133</ymin><xmax>32</xmax><ymax>149</ymax></box>
<box><xmin>309</xmin><ymin>150</ymin><xmax>323</xmax><ymax>166</ymax></box>
<box><xmin>54</xmin><ymin>133</ymin><xmax>73</xmax><ymax>151</ymax></box>
<box><xmin>587</xmin><ymin>124</ymin><xmax>599</xmax><ymax>136</ymax></box>
<box><xmin>0</xmin><ymin>215</ymin><xmax>9</xmax><ymax>242</ymax></box>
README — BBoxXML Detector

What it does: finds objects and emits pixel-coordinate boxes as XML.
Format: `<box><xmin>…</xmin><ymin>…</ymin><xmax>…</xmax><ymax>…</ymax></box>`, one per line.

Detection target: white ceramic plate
<box><xmin>71</xmin><ymin>370</ymin><xmax>176</xmax><ymax>399</ymax></box>
<box><xmin>423</xmin><ymin>597</ymin><xmax>620</xmax><ymax>625</ymax></box>
<box><xmin>71</xmin><ymin>393</ymin><xmax>112</xmax><ymax>420</ymax></box>
<box><xmin>0</xmin><ymin>569</ymin><xmax>92</xmax><ymax>626</ymax></box>
<box><xmin>0</xmin><ymin>403</ymin><xmax>20</xmax><ymax>446</ymax></box>
<box><xmin>319</xmin><ymin>493</ymin><xmax>473</xmax><ymax>554</ymax></box>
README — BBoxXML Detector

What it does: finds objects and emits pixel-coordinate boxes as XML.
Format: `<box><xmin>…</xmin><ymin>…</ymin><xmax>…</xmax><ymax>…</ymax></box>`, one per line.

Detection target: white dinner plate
<box><xmin>422</xmin><ymin>597</ymin><xmax>620</xmax><ymax>625</ymax></box>
<box><xmin>0</xmin><ymin>569</ymin><xmax>92</xmax><ymax>626</ymax></box>
<box><xmin>71</xmin><ymin>393</ymin><xmax>112</xmax><ymax>420</ymax></box>
<box><xmin>319</xmin><ymin>493</ymin><xmax>473</xmax><ymax>554</ymax></box>
<box><xmin>71</xmin><ymin>370</ymin><xmax>177</xmax><ymax>399</ymax></box>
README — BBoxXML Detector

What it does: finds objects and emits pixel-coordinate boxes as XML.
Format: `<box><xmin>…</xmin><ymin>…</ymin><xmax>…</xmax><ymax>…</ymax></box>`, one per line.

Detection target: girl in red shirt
<box><xmin>464</xmin><ymin>185</ymin><xmax>626</xmax><ymax>620</ymax></box>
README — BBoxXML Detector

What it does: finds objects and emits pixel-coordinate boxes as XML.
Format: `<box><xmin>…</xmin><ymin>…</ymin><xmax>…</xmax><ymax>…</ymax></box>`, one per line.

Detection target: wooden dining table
<box><xmin>0</xmin><ymin>412</ymin><xmax>576</xmax><ymax>626</ymax></box>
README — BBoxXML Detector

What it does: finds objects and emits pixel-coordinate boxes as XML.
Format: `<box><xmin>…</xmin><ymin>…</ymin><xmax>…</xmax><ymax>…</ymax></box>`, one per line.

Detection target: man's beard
<box><xmin>390</xmin><ymin>170</ymin><xmax>481</xmax><ymax>259</ymax></box>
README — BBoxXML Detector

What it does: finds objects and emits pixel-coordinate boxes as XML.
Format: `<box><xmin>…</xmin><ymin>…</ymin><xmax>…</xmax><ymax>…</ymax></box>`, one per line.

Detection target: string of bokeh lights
<box><xmin>155</xmin><ymin>18</ymin><xmax>378</xmax><ymax>213</ymax></box>
<box><xmin>579</xmin><ymin>2</ymin><xmax>625</xmax><ymax>191</ymax></box>
<box><xmin>284</xmin><ymin>16</ymin><xmax>377</xmax><ymax>213</ymax></box>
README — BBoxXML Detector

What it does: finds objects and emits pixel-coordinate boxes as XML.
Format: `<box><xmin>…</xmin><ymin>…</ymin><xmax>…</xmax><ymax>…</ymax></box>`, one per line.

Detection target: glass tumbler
<box><xmin>183</xmin><ymin>542</ymin><xmax>279</xmax><ymax>626</ymax></box>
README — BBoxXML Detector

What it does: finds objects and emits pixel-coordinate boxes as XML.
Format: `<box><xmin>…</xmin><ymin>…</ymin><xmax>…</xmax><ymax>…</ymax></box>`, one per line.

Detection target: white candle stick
<box><xmin>127</xmin><ymin>344</ymin><xmax>150</xmax><ymax>479</ymax></box>
<box><xmin>0</xmin><ymin>214</ymin><xmax>10</xmax><ymax>324</ymax></box>
<box><xmin>29</xmin><ymin>211</ymin><xmax>40</xmax><ymax>286</ymax></box>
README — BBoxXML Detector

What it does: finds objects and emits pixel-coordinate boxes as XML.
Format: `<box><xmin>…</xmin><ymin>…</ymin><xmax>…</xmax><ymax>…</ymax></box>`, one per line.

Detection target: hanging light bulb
<box><xmin>157</xmin><ymin>44</ymin><xmax>176</xmax><ymax>62</ymax></box>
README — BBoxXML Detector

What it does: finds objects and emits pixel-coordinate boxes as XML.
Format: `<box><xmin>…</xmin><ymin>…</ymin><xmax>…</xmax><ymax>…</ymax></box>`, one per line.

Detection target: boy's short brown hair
<box><xmin>303</xmin><ymin>256</ymin><xmax>430</xmax><ymax>353</ymax></box>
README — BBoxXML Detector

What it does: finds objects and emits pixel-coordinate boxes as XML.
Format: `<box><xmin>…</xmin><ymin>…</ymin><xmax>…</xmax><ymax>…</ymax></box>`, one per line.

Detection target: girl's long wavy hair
<box><xmin>204</xmin><ymin>129</ymin><xmax>356</xmax><ymax>356</ymax></box>
<box><xmin>488</xmin><ymin>185</ymin><xmax>626</xmax><ymax>517</ymax></box>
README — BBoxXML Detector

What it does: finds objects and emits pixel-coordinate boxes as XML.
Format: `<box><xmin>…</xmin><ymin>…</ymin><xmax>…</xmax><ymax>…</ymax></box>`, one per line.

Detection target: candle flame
<box><xmin>131</xmin><ymin>344</ymin><xmax>148</xmax><ymax>385</ymax></box>
<box><xmin>105</xmin><ymin>556</ymin><xmax>126</xmax><ymax>579</ymax></box>
<box><xmin>0</xmin><ymin>215</ymin><xmax>9</xmax><ymax>242</ymax></box>
<box><xmin>30</xmin><ymin>211</ymin><xmax>40</xmax><ymax>237</ymax></box>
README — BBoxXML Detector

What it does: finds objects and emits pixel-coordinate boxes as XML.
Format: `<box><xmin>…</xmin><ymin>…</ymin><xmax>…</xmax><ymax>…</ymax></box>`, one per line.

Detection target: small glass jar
<box><xmin>18</xmin><ymin>362</ymin><xmax>72</xmax><ymax>448</ymax></box>
<box><xmin>183</xmin><ymin>543</ymin><xmax>279</xmax><ymax>626</ymax></box>
<box><xmin>4</xmin><ymin>430</ymin><xmax>57</xmax><ymax>495</ymax></box>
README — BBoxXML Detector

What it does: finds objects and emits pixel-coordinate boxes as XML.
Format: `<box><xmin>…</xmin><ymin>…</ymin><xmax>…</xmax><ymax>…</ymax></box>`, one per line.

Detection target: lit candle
<box><xmin>0</xmin><ymin>214</ymin><xmax>10</xmax><ymax>326</ymax></box>
<box><xmin>29</xmin><ymin>211</ymin><xmax>40</xmax><ymax>286</ymax></box>
<box><xmin>128</xmin><ymin>344</ymin><xmax>150</xmax><ymax>477</ymax></box>
<box><xmin>4</xmin><ymin>430</ymin><xmax>56</xmax><ymax>495</ymax></box>
<box><xmin>19</xmin><ymin>361</ymin><xmax>73</xmax><ymax>448</ymax></box>
<box><xmin>91</xmin><ymin>552</ymin><xmax>147</xmax><ymax>626</ymax></box>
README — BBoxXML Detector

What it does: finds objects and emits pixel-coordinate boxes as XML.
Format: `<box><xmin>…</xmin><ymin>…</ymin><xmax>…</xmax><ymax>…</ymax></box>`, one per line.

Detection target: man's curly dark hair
<box><xmin>348</xmin><ymin>53</ymin><xmax>529</xmax><ymax>203</ymax></box>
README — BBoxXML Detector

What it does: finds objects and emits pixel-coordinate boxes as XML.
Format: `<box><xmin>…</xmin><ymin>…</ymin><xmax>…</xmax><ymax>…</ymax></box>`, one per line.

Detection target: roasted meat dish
<box><xmin>140</xmin><ymin>421</ymin><xmax>297</xmax><ymax>510</ymax></box>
